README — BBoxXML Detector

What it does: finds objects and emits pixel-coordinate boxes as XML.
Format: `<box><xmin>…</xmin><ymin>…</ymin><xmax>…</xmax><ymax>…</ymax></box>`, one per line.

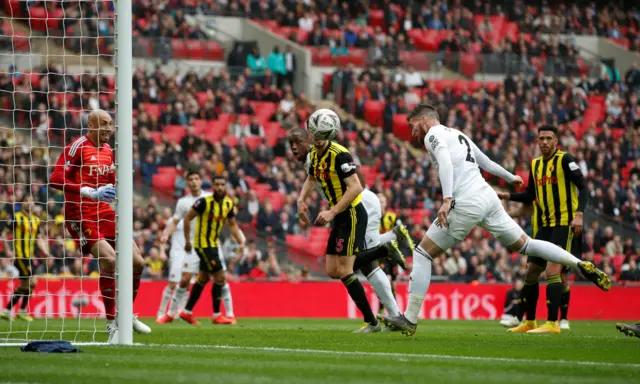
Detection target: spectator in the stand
<box><xmin>267</xmin><ymin>46</ymin><xmax>287</xmax><ymax>87</ymax></box>
<box><xmin>298</xmin><ymin>12</ymin><xmax>314</xmax><ymax>32</ymax></box>
<box><xmin>140</xmin><ymin>153</ymin><xmax>158</xmax><ymax>186</ymax></box>
<box><xmin>382</xmin><ymin>95</ymin><xmax>398</xmax><ymax>133</ymax></box>
<box><xmin>257</xmin><ymin>200</ymin><xmax>280</xmax><ymax>235</ymax></box>
<box><xmin>144</xmin><ymin>247</ymin><xmax>165</xmax><ymax>279</ymax></box>
<box><xmin>606</xmin><ymin>235</ymin><xmax>624</xmax><ymax>257</ymax></box>
<box><xmin>247</xmin><ymin>47</ymin><xmax>267</xmax><ymax>77</ymax></box>
<box><xmin>283</xmin><ymin>46</ymin><xmax>296</xmax><ymax>88</ymax></box>
<box><xmin>244</xmin><ymin>116</ymin><xmax>266</xmax><ymax>138</ymax></box>
<box><xmin>235</xmin><ymin>97</ymin><xmax>255</xmax><ymax>115</ymax></box>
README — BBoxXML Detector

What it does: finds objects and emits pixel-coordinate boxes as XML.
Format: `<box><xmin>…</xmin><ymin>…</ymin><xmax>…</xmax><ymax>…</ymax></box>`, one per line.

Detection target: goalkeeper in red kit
<box><xmin>49</xmin><ymin>109</ymin><xmax>151</xmax><ymax>343</ymax></box>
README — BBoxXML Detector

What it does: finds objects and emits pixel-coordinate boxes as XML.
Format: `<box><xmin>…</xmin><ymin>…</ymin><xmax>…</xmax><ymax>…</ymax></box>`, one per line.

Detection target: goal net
<box><xmin>0</xmin><ymin>0</ymin><xmax>131</xmax><ymax>345</ymax></box>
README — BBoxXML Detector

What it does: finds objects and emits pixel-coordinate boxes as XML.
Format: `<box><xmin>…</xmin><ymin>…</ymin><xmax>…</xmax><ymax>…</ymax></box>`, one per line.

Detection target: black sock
<box><xmin>514</xmin><ymin>298</ymin><xmax>523</xmax><ymax>321</ymax></box>
<box><xmin>185</xmin><ymin>278</ymin><xmax>207</xmax><ymax>312</ymax></box>
<box><xmin>341</xmin><ymin>273</ymin><xmax>377</xmax><ymax>324</ymax></box>
<box><xmin>546</xmin><ymin>275</ymin><xmax>563</xmax><ymax>322</ymax></box>
<box><xmin>5</xmin><ymin>288</ymin><xmax>25</xmax><ymax>311</ymax></box>
<box><xmin>560</xmin><ymin>285</ymin><xmax>571</xmax><ymax>320</ymax></box>
<box><xmin>521</xmin><ymin>281</ymin><xmax>539</xmax><ymax>321</ymax></box>
<box><xmin>212</xmin><ymin>282</ymin><xmax>224</xmax><ymax>314</ymax></box>
<box><xmin>353</xmin><ymin>246</ymin><xmax>388</xmax><ymax>271</ymax></box>
<box><xmin>20</xmin><ymin>287</ymin><xmax>31</xmax><ymax>311</ymax></box>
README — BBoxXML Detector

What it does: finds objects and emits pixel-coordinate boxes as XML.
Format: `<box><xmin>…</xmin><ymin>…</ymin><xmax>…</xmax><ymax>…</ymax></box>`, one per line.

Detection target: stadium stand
<box><xmin>0</xmin><ymin>0</ymin><xmax>639</xmax><ymax>285</ymax></box>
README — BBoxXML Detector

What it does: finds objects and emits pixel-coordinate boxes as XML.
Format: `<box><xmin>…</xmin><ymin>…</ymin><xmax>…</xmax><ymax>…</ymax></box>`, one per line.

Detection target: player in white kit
<box><xmin>378</xmin><ymin>104</ymin><xmax>611</xmax><ymax>336</ymax></box>
<box><xmin>156</xmin><ymin>171</ymin><xmax>236</xmax><ymax>324</ymax></box>
<box><xmin>289</xmin><ymin>128</ymin><xmax>414</xmax><ymax>325</ymax></box>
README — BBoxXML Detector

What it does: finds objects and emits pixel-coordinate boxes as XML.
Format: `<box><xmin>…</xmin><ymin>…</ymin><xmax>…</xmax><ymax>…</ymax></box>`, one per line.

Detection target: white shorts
<box><xmin>360</xmin><ymin>189</ymin><xmax>382</xmax><ymax>250</ymax></box>
<box><xmin>168</xmin><ymin>247</ymin><xmax>200</xmax><ymax>283</ymax></box>
<box><xmin>427</xmin><ymin>185</ymin><xmax>524</xmax><ymax>251</ymax></box>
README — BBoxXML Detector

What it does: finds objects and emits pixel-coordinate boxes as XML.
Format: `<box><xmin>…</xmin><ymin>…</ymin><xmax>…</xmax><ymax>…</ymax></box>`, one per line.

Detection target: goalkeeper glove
<box><xmin>80</xmin><ymin>185</ymin><xmax>116</xmax><ymax>203</ymax></box>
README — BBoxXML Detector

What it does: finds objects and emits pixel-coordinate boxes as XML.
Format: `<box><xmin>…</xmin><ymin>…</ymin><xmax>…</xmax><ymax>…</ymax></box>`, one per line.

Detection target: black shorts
<box><xmin>529</xmin><ymin>226</ymin><xmax>582</xmax><ymax>272</ymax></box>
<box><xmin>14</xmin><ymin>258</ymin><xmax>32</xmax><ymax>278</ymax></box>
<box><xmin>195</xmin><ymin>247</ymin><xmax>224</xmax><ymax>273</ymax></box>
<box><xmin>326</xmin><ymin>203</ymin><xmax>368</xmax><ymax>256</ymax></box>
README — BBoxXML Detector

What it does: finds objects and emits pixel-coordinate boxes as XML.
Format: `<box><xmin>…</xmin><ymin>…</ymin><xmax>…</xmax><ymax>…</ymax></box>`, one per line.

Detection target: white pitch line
<box><xmin>136</xmin><ymin>343</ymin><xmax>640</xmax><ymax>369</ymax></box>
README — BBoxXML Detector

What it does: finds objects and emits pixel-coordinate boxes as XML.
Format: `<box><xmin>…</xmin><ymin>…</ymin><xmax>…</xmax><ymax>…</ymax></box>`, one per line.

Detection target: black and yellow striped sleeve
<box><xmin>225</xmin><ymin>198</ymin><xmax>235</xmax><ymax>219</ymax></box>
<box><xmin>561</xmin><ymin>153</ymin><xmax>588</xmax><ymax>212</ymax></box>
<box><xmin>192</xmin><ymin>197</ymin><xmax>207</xmax><ymax>214</ymax></box>
<box><xmin>335</xmin><ymin>151</ymin><xmax>357</xmax><ymax>179</ymax></box>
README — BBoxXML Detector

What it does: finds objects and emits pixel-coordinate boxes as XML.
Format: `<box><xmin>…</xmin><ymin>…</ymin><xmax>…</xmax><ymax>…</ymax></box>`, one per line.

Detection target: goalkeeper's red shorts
<box><xmin>65</xmin><ymin>210</ymin><xmax>116</xmax><ymax>255</ymax></box>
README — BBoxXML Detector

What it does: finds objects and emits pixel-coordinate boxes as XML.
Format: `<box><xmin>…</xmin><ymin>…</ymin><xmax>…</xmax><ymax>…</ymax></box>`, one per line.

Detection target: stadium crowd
<box><xmin>0</xmin><ymin>0</ymin><xmax>639</xmax><ymax>285</ymax></box>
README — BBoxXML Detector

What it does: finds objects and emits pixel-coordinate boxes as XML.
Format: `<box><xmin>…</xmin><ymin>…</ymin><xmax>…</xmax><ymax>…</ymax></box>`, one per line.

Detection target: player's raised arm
<box><xmin>501</xmin><ymin>168</ymin><xmax>536</xmax><ymax>204</ymax></box>
<box><xmin>470</xmin><ymin>140</ymin><xmax>518</xmax><ymax>184</ymax></box>
<box><xmin>562</xmin><ymin>153</ymin><xmax>588</xmax><ymax>235</ymax></box>
<box><xmin>160</xmin><ymin>200</ymin><xmax>188</xmax><ymax>244</ymax></box>
<box><xmin>355</xmin><ymin>166</ymin><xmax>366</xmax><ymax>189</ymax></box>
<box><xmin>425</xmin><ymin>131</ymin><xmax>453</xmax><ymax>201</ymax></box>
<box><xmin>297</xmin><ymin>174</ymin><xmax>316</xmax><ymax>224</ymax></box>
<box><xmin>328</xmin><ymin>152</ymin><xmax>363</xmax><ymax>215</ymax></box>
<box><xmin>49</xmin><ymin>148</ymin><xmax>82</xmax><ymax>194</ymax></box>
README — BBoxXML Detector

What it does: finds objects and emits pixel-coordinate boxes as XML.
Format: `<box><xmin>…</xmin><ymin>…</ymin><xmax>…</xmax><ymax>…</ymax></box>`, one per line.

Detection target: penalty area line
<box><xmin>134</xmin><ymin>343</ymin><xmax>640</xmax><ymax>369</ymax></box>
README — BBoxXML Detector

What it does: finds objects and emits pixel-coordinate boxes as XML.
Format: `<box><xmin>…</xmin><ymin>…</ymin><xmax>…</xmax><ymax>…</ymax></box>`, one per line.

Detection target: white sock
<box><xmin>379</xmin><ymin>231</ymin><xmax>397</xmax><ymax>244</ymax></box>
<box><xmin>404</xmin><ymin>246</ymin><xmax>432</xmax><ymax>324</ymax></box>
<box><xmin>221</xmin><ymin>283</ymin><xmax>234</xmax><ymax>317</ymax></box>
<box><xmin>168</xmin><ymin>287</ymin><xmax>188</xmax><ymax>316</ymax></box>
<box><xmin>367</xmin><ymin>268</ymin><xmax>400</xmax><ymax>316</ymax></box>
<box><xmin>521</xmin><ymin>238</ymin><xmax>580</xmax><ymax>268</ymax></box>
<box><xmin>157</xmin><ymin>285</ymin><xmax>174</xmax><ymax>318</ymax></box>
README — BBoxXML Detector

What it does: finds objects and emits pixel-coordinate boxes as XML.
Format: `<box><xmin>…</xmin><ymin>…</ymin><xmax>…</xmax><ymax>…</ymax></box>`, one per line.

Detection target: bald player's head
<box><xmin>87</xmin><ymin>109</ymin><xmax>114</xmax><ymax>144</ymax></box>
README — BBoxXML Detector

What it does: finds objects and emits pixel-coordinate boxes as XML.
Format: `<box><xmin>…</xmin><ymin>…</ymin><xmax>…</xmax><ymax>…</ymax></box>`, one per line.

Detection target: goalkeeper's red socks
<box><xmin>99</xmin><ymin>269</ymin><xmax>116</xmax><ymax>321</ymax></box>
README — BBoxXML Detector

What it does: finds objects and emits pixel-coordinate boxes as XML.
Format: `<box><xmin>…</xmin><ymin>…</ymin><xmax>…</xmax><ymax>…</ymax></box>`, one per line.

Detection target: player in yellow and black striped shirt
<box><xmin>1</xmin><ymin>195</ymin><xmax>50</xmax><ymax>322</ymax></box>
<box><xmin>298</xmin><ymin>114</ymin><xmax>381</xmax><ymax>332</ymax></box>
<box><xmin>177</xmin><ymin>175</ymin><xmax>246</xmax><ymax>325</ymax></box>
<box><xmin>500</xmin><ymin>125</ymin><xmax>588</xmax><ymax>333</ymax></box>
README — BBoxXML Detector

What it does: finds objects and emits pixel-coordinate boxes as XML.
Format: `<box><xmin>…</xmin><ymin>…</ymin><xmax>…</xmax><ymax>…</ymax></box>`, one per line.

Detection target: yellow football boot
<box><xmin>507</xmin><ymin>320</ymin><xmax>537</xmax><ymax>333</ymax></box>
<box><xmin>15</xmin><ymin>312</ymin><xmax>34</xmax><ymax>322</ymax></box>
<box><xmin>527</xmin><ymin>321</ymin><xmax>561</xmax><ymax>334</ymax></box>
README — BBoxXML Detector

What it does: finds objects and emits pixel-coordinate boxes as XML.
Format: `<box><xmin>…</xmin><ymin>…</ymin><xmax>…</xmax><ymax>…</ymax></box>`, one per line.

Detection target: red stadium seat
<box><xmin>171</xmin><ymin>39</ymin><xmax>188</xmax><ymax>59</ymax></box>
<box><xmin>251</xmin><ymin>101</ymin><xmax>277</xmax><ymax>121</ymax></box>
<box><xmin>152</xmin><ymin>172</ymin><xmax>177</xmax><ymax>192</ymax></box>
<box><xmin>369</xmin><ymin>10</ymin><xmax>384</xmax><ymax>28</ymax></box>
<box><xmin>364</xmin><ymin>100</ymin><xmax>384</xmax><ymax>127</ymax></box>
<box><xmin>150</xmin><ymin>131</ymin><xmax>162</xmax><ymax>144</ymax></box>
<box><xmin>268</xmin><ymin>191</ymin><xmax>285</xmax><ymax>212</ymax></box>
<box><xmin>4</xmin><ymin>0</ymin><xmax>21</xmax><ymax>17</ymax></box>
<box><xmin>243</xmin><ymin>136</ymin><xmax>263</xmax><ymax>151</ymax></box>
<box><xmin>27</xmin><ymin>7</ymin><xmax>47</xmax><ymax>32</ymax></box>
<box><xmin>203</xmin><ymin>120</ymin><xmax>227</xmax><ymax>143</ymax></box>
<box><xmin>163</xmin><ymin>125</ymin><xmax>187</xmax><ymax>144</ymax></box>
<box><xmin>204</xmin><ymin>41</ymin><xmax>224</xmax><ymax>61</ymax></box>
<box><xmin>142</xmin><ymin>103</ymin><xmax>163</xmax><ymax>118</ymax></box>
<box><xmin>460</xmin><ymin>54</ymin><xmax>479</xmax><ymax>78</ymax></box>
<box><xmin>392</xmin><ymin>114</ymin><xmax>411</xmax><ymax>141</ymax></box>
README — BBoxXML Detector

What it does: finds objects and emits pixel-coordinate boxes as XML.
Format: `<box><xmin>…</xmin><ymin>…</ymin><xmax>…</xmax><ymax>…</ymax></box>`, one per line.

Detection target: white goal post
<box><xmin>115</xmin><ymin>0</ymin><xmax>133</xmax><ymax>346</ymax></box>
<box><xmin>0</xmin><ymin>0</ymin><xmax>133</xmax><ymax>346</ymax></box>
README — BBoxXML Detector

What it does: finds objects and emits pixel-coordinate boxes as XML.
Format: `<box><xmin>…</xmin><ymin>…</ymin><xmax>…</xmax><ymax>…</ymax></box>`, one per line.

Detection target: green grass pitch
<box><xmin>0</xmin><ymin>319</ymin><xmax>638</xmax><ymax>383</ymax></box>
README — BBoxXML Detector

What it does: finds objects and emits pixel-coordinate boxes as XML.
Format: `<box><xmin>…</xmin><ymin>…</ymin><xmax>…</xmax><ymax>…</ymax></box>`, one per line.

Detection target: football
<box><xmin>307</xmin><ymin>108</ymin><xmax>341</xmax><ymax>140</ymax></box>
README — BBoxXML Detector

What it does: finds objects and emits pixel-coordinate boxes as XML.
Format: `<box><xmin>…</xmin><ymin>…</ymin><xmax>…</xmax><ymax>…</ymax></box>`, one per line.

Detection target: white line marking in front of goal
<box><xmin>137</xmin><ymin>343</ymin><xmax>640</xmax><ymax>369</ymax></box>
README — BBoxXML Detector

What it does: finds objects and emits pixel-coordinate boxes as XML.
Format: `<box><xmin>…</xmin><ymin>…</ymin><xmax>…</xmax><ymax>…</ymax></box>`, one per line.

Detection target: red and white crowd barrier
<box><xmin>1</xmin><ymin>279</ymin><xmax>638</xmax><ymax>320</ymax></box>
